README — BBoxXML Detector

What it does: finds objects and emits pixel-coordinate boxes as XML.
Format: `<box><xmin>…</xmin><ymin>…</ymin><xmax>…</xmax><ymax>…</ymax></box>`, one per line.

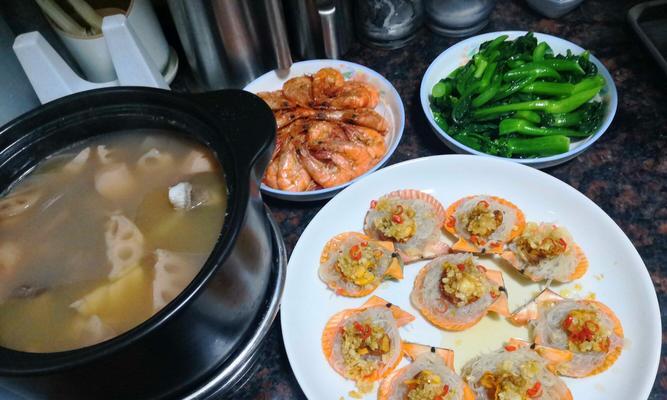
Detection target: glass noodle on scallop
<box><xmin>0</xmin><ymin>132</ymin><xmax>226</xmax><ymax>353</ymax></box>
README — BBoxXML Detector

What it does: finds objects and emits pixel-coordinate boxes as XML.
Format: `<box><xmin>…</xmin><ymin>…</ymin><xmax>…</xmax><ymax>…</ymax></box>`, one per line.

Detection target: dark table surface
<box><xmin>235</xmin><ymin>0</ymin><xmax>667</xmax><ymax>398</ymax></box>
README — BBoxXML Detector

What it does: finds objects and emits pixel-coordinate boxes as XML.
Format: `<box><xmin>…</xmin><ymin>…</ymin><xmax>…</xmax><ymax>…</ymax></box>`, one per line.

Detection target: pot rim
<box><xmin>0</xmin><ymin>87</ymin><xmax>275</xmax><ymax>375</ymax></box>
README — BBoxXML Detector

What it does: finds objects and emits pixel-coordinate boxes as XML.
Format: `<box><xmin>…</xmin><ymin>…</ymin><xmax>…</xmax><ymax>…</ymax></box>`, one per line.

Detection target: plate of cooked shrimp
<box><xmin>244</xmin><ymin>60</ymin><xmax>405</xmax><ymax>201</ymax></box>
<box><xmin>281</xmin><ymin>155</ymin><xmax>661</xmax><ymax>400</ymax></box>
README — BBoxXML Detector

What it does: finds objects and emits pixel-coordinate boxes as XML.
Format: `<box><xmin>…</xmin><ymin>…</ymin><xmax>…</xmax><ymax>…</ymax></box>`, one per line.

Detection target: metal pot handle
<box><xmin>265</xmin><ymin>0</ymin><xmax>292</xmax><ymax>70</ymax></box>
<box><xmin>318</xmin><ymin>0</ymin><xmax>339</xmax><ymax>59</ymax></box>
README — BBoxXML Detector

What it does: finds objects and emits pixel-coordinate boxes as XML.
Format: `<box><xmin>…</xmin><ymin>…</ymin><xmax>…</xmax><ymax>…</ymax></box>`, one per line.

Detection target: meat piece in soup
<box><xmin>0</xmin><ymin>132</ymin><xmax>227</xmax><ymax>353</ymax></box>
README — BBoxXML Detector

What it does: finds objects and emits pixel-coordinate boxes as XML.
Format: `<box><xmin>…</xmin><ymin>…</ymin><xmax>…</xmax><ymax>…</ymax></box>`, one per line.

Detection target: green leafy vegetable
<box><xmin>429</xmin><ymin>32</ymin><xmax>607</xmax><ymax>159</ymax></box>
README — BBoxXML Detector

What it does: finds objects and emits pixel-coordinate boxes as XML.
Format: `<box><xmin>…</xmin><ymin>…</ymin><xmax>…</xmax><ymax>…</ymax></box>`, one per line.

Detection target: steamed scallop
<box><xmin>501</xmin><ymin>222</ymin><xmax>588</xmax><ymax>283</ymax></box>
<box><xmin>319</xmin><ymin>232</ymin><xmax>403</xmax><ymax>297</ymax></box>
<box><xmin>378</xmin><ymin>343</ymin><xmax>474</xmax><ymax>400</ymax></box>
<box><xmin>411</xmin><ymin>253</ymin><xmax>509</xmax><ymax>331</ymax></box>
<box><xmin>444</xmin><ymin>195</ymin><xmax>525</xmax><ymax>254</ymax></box>
<box><xmin>461</xmin><ymin>344</ymin><xmax>573</xmax><ymax>400</ymax></box>
<box><xmin>510</xmin><ymin>289</ymin><xmax>624</xmax><ymax>378</ymax></box>
<box><xmin>364</xmin><ymin>189</ymin><xmax>450</xmax><ymax>263</ymax></box>
<box><xmin>321</xmin><ymin>296</ymin><xmax>415</xmax><ymax>385</ymax></box>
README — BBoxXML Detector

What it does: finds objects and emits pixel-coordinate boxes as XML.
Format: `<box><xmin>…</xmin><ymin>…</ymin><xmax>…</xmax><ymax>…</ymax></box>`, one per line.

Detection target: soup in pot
<box><xmin>0</xmin><ymin>132</ymin><xmax>227</xmax><ymax>353</ymax></box>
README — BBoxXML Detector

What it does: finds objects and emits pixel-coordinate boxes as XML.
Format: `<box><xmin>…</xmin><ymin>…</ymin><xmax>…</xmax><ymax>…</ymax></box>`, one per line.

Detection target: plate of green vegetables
<box><xmin>420</xmin><ymin>31</ymin><xmax>617</xmax><ymax>168</ymax></box>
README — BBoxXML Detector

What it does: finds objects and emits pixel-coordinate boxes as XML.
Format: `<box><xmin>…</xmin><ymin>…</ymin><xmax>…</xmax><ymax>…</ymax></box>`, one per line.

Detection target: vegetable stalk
<box><xmin>513</xmin><ymin>110</ymin><xmax>541</xmax><ymax>124</ymax></box>
<box><xmin>499</xmin><ymin>119</ymin><xmax>589</xmax><ymax>137</ymax></box>
<box><xmin>504</xmin><ymin>66</ymin><xmax>561</xmax><ymax>81</ymax></box>
<box><xmin>474</xmin><ymin>87</ymin><xmax>602</xmax><ymax>118</ymax></box>
<box><xmin>507</xmin><ymin>136</ymin><xmax>571</xmax><ymax>156</ymax></box>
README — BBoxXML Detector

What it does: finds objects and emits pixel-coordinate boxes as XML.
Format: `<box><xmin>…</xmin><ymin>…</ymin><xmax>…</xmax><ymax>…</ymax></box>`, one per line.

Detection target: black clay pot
<box><xmin>0</xmin><ymin>87</ymin><xmax>278</xmax><ymax>399</ymax></box>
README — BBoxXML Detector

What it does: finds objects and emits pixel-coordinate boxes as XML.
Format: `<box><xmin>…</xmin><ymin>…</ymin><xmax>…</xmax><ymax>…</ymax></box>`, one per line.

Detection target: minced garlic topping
<box><xmin>515</xmin><ymin>223</ymin><xmax>568</xmax><ymax>264</ymax></box>
<box><xmin>461</xmin><ymin>200</ymin><xmax>503</xmax><ymax>238</ymax></box>
<box><xmin>342</xmin><ymin>320</ymin><xmax>391</xmax><ymax>379</ymax></box>
<box><xmin>480</xmin><ymin>360</ymin><xmax>541</xmax><ymax>400</ymax></box>
<box><xmin>372</xmin><ymin>199</ymin><xmax>417</xmax><ymax>242</ymax></box>
<box><xmin>404</xmin><ymin>370</ymin><xmax>454</xmax><ymax>400</ymax></box>
<box><xmin>562</xmin><ymin>309</ymin><xmax>611</xmax><ymax>353</ymax></box>
<box><xmin>440</xmin><ymin>259</ymin><xmax>492</xmax><ymax>307</ymax></box>
<box><xmin>336</xmin><ymin>242</ymin><xmax>384</xmax><ymax>286</ymax></box>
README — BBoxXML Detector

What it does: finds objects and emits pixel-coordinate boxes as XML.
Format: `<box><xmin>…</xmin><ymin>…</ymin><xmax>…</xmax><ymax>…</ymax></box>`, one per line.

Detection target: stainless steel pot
<box><xmin>0</xmin><ymin>88</ymin><xmax>283</xmax><ymax>399</ymax></box>
<box><xmin>282</xmin><ymin>0</ymin><xmax>354</xmax><ymax>60</ymax></box>
<box><xmin>167</xmin><ymin>0</ymin><xmax>292</xmax><ymax>90</ymax></box>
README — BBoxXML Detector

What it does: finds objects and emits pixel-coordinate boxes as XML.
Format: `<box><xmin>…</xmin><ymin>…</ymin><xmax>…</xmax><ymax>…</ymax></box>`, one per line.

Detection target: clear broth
<box><xmin>0</xmin><ymin>131</ymin><xmax>227</xmax><ymax>352</ymax></box>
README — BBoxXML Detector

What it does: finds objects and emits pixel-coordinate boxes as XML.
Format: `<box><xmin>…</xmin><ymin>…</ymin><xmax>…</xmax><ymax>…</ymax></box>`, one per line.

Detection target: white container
<box><xmin>13</xmin><ymin>14</ymin><xmax>169</xmax><ymax>104</ymax></box>
<box><xmin>52</xmin><ymin>0</ymin><xmax>169</xmax><ymax>82</ymax></box>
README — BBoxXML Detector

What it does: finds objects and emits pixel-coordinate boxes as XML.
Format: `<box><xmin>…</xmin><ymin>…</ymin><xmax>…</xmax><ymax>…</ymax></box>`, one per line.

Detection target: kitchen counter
<box><xmin>236</xmin><ymin>0</ymin><xmax>666</xmax><ymax>398</ymax></box>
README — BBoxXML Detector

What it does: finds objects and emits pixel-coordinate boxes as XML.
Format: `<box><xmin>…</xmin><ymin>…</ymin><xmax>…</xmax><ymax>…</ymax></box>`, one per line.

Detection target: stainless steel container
<box><xmin>167</xmin><ymin>0</ymin><xmax>292</xmax><ymax>90</ymax></box>
<box><xmin>283</xmin><ymin>0</ymin><xmax>354</xmax><ymax>60</ymax></box>
<box><xmin>425</xmin><ymin>0</ymin><xmax>496</xmax><ymax>37</ymax></box>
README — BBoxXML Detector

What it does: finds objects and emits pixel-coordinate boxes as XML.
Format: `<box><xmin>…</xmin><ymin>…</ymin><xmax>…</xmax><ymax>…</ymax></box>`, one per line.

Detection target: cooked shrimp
<box><xmin>313</xmin><ymin>108</ymin><xmax>389</xmax><ymax>133</ymax></box>
<box><xmin>314</xmin><ymin>140</ymin><xmax>375</xmax><ymax>177</ymax></box>
<box><xmin>326</xmin><ymin>81</ymin><xmax>380</xmax><ymax>109</ymax></box>
<box><xmin>259</xmin><ymin>68</ymin><xmax>390</xmax><ymax>193</ymax></box>
<box><xmin>274</xmin><ymin>119</ymin><xmax>310</xmax><ymax>157</ymax></box>
<box><xmin>297</xmin><ymin>145</ymin><xmax>355</xmax><ymax>188</ymax></box>
<box><xmin>350</xmin><ymin>81</ymin><xmax>380</xmax><ymax>107</ymax></box>
<box><xmin>257</xmin><ymin>90</ymin><xmax>296</xmax><ymax>110</ymax></box>
<box><xmin>276</xmin><ymin>142</ymin><xmax>313</xmax><ymax>192</ymax></box>
<box><xmin>263</xmin><ymin>157</ymin><xmax>280</xmax><ymax>188</ymax></box>
<box><xmin>312</xmin><ymin>68</ymin><xmax>345</xmax><ymax>103</ymax></box>
<box><xmin>341</xmin><ymin>124</ymin><xmax>386</xmax><ymax>161</ymax></box>
<box><xmin>306</xmin><ymin>121</ymin><xmax>346</xmax><ymax>146</ymax></box>
<box><xmin>283</xmin><ymin>76</ymin><xmax>313</xmax><ymax>107</ymax></box>
<box><xmin>274</xmin><ymin>107</ymin><xmax>316</xmax><ymax>129</ymax></box>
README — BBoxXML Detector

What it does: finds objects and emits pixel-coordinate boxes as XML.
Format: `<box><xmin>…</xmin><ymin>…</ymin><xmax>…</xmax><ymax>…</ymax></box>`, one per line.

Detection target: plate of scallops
<box><xmin>280</xmin><ymin>155</ymin><xmax>660</xmax><ymax>400</ymax></box>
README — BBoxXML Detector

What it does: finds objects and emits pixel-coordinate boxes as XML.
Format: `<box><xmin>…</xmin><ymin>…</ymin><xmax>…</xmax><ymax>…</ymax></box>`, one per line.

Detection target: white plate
<box><xmin>281</xmin><ymin>155</ymin><xmax>660</xmax><ymax>400</ymax></box>
<box><xmin>420</xmin><ymin>31</ymin><xmax>618</xmax><ymax>169</ymax></box>
<box><xmin>244</xmin><ymin>59</ymin><xmax>405</xmax><ymax>202</ymax></box>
